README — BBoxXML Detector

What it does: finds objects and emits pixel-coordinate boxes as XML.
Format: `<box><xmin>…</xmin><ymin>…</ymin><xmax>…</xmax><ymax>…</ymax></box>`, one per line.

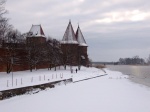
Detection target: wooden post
<box><xmin>16</xmin><ymin>79</ymin><xmax>17</xmax><ymax>86</ymax></box>
<box><xmin>31</xmin><ymin>77</ymin><xmax>33</xmax><ymax>82</ymax></box>
<box><xmin>7</xmin><ymin>80</ymin><xmax>8</xmax><ymax>87</ymax></box>
<box><xmin>21</xmin><ymin>78</ymin><xmax>22</xmax><ymax>85</ymax></box>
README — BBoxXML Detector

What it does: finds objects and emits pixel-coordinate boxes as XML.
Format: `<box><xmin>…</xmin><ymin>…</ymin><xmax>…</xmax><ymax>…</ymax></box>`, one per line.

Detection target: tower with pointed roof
<box><xmin>76</xmin><ymin>25</ymin><xmax>88</xmax><ymax>66</ymax></box>
<box><xmin>61</xmin><ymin>21</ymin><xmax>79</xmax><ymax>66</ymax></box>
<box><xmin>26</xmin><ymin>24</ymin><xmax>46</xmax><ymax>44</ymax></box>
<box><xmin>61</xmin><ymin>21</ymin><xmax>89</xmax><ymax>67</ymax></box>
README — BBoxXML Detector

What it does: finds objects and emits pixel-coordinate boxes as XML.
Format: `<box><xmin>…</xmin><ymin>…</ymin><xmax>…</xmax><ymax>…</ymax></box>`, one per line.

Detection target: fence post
<box><xmin>21</xmin><ymin>78</ymin><xmax>22</xmax><ymax>85</ymax></box>
<box><xmin>39</xmin><ymin>76</ymin><xmax>41</xmax><ymax>81</ymax></box>
<box><xmin>56</xmin><ymin>74</ymin><xmax>57</xmax><ymax>79</ymax></box>
<box><xmin>44</xmin><ymin>75</ymin><xmax>45</xmax><ymax>81</ymax></box>
<box><xmin>16</xmin><ymin>79</ymin><xmax>17</xmax><ymax>86</ymax></box>
<box><xmin>31</xmin><ymin>77</ymin><xmax>33</xmax><ymax>82</ymax></box>
<box><xmin>60</xmin><ymin>73</ymin><xmax>63</xmax><ymax>79</ymax></box>
<box><xmin>7</xmin><ymin>80</ymin><xmax>8</xmax><ymax>87</ymax></box>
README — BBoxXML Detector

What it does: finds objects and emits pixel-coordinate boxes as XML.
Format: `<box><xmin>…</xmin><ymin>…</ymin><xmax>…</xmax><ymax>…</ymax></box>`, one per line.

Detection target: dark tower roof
<box><xmin>76</xmin><ymin>25</ymin><xmax>87</xmax><ymax>46</ymax></box>
<box><xmin>61</xmin><ymin>21</ymin><xmax>78</xmax><ymax>44</ymax></box>
<box><xmin>28</xmin><ymin>25</ymin><xmax>46</xmax><ymax>37</ymax></box>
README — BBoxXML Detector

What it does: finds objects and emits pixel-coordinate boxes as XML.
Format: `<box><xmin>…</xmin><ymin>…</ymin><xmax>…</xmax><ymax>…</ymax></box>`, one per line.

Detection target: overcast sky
<box><xmin>5</xmin><ymin>0</ymin><xmax>150</xmax><ymax>62</ymax></box>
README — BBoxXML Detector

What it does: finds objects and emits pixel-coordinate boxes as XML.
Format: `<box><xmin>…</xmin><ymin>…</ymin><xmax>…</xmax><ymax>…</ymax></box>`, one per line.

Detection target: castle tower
<box><xmin>76</xmin><ymin>25</ymin><xmax>88</xmax><ymax>66</ymax></box>
<box><xmin>26</xmin><ymin>25</ymin><xmax>46</xmax><ymax>44</ymax></box>
<box><xmin>61</xmin><ymin>21</ymin><xmax>79</xmax><ymax>66</ymax></box>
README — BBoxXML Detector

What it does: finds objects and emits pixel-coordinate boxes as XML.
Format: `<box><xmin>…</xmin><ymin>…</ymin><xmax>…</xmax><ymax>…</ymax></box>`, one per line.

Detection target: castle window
<box><xmin>81</xmin><ymin>55</ymin><xmax>85</xmax><ymax>59</ymax></box>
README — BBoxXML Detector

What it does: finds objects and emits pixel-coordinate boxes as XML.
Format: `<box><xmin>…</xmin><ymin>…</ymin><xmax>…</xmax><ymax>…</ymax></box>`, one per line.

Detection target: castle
<box><xmin>0</xmin><ymin>21</ymin><xmax>89</xmax><ymax>72</ymax></box>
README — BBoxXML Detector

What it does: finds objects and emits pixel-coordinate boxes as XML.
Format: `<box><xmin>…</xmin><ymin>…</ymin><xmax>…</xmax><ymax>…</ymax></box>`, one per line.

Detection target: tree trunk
<box><xmin>78</xmin><ymin>65</ymin><xmax>80</xmax><ymax>70</ymax></box>
<box><xmin>50</xmin><ymin>64</ymin><xmax>51</xmax><ymax>70</ymax></box>
<box><xmin>55</xmin><ymin>65</ymin><xmax>56</xmax><ymax>71</ymax></box>
<box><xmin>30</xmin><ymin>65</ymin><xmax>32</xmax><ymax>72</ymax></box>
<box><xmin>6</xmin><ymin>63</ymin><xmax>11</xmax><ymax>74</ymax></box>
<box><xmin>64</xmin><ymin>64</ymin><xmax>66</xmax><ymax>70</ymax></box>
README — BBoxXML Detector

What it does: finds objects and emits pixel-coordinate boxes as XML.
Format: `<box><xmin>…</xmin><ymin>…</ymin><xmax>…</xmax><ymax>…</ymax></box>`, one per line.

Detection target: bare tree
<box><xmin>0</xmin><ymin>29</ymin><xmax>22</xmax><ymax>73</ymax></box>
<box><xmin>0</xmin><ymin>1</ymin><xmax>22</xmax><ymax>73</ymax></box>
<box><xmin>46</xmin><ymin>38</ymin><xmax>53</xmax><ymax>70</ymax></box>
<box><xmin>26</xmin><ymin>38</ymin><xmax>42</xmax><ymax>72</ymax></box>
<box><xmin>0</xmin><ymin>0</ymin><xmax>7</xmax><ymax>16</ymax></box>
<box><xmin>46</xmin><ymin>38</ymin><xmax>63</xmax><ymax>71</ymax></box>
<box><xmin>52</xmin><ymin>39</ymin><xmax>63</xmax><ymax>71</ymax></box>
<box><xmin>0</xmin><ymin>0</ymin><xmax>13</xmax><ymax>47</ymax></box>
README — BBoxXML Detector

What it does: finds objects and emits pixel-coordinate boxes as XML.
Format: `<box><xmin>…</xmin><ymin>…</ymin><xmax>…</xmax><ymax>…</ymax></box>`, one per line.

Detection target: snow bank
<box><xmin>0</xmin><ymin>66</ymin><xmax>105</xmax><ymax>91</ymax></box>
<box><xmin>0</xmin><ymin>67</ymin><xmax>150</xmax><ymax>112</ymax></box>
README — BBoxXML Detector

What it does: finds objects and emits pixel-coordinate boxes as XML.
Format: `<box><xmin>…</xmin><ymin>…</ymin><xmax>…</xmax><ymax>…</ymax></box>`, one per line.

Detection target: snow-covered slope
<box><xmin>0</xmin><ymin>68</ymin><xmax>150</xmax><ymax>112</ymax></box>
<box><xmin>0</xmin><ymin>66</ymin><xmax>105</xmax><ymax>91</ymax></box>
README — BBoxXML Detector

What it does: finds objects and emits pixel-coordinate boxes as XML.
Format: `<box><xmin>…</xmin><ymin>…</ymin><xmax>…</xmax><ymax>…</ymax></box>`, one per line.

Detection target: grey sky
<box><xmin>5</xmin><ymin>0</ymin><xmax>150</xmax><ymax>62</ymax></box>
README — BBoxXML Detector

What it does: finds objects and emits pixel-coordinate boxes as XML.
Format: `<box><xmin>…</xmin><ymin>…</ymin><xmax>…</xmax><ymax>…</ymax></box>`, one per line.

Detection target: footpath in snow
<box><xmin>0</xmin><ymin>66</ymin><xmax>106</xmax><ymax>91</ymax></box>
<box><xmin>0</xmin><ymin>67</ymin><xmax>150</xmax><ymax>112</ymax></box>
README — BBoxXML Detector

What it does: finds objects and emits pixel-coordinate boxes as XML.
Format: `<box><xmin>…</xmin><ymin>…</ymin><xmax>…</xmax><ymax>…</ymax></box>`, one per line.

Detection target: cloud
<box><xmin>94</xmin><ymin>10</ymin><xmax>150</xmax><ymax>24</ymax></box>
<box><xmin>5</xmin><ymin>0</ymin><xmax>150</xmax><ymax>61</ymax></box>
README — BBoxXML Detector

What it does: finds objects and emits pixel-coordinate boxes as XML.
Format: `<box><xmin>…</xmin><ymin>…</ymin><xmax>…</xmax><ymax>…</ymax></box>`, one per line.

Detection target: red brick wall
<box><xmin>0</xmin><ymin>48</ymin><xmax>7</xmax><ymax>72</ymax></box>
<box><xmin>0</xmin><ymin>48</ymin><xmax>51</xmax><ymax>72</ymax></box>
<box><xmin>78</xmin><ymin>46</ymin><xmax>88</xmax><ymax>66</ymax></box>
<box><xmin>26</xmin><ymin>37</ymin><xmax>46</xmax><ymax>44</ymax></box>
<box><xmin>61</xmin><ymin>44</ymin><xmax>79</xmax><ymax>65</ymax></box>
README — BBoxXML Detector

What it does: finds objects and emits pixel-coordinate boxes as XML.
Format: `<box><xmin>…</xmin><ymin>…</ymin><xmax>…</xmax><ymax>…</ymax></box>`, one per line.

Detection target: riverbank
<box><xmin>129</xmin><ymin>75</ymin><xmax>150</xmax><ymax>87</ymax></box>
<box><xmin>106</xmin><ymin>65</ymin><xmax>150</xmax><ymax>87</ymax></box>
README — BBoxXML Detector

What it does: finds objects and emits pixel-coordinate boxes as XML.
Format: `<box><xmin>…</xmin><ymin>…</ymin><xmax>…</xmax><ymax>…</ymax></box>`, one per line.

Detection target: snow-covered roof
<box><xmin>76</xmin><ymin>25</ymin><xmax>88</xmax><ymax>47</ymax></box>
<box><xmin>61</xmin><ymin>21</ymin><xmax>78</xmax><ymax>44</ymax></box>
<box><xmin>28</xmin><ymin>25</ymin><xmax>46</xmax><ymax>38</ymax></box>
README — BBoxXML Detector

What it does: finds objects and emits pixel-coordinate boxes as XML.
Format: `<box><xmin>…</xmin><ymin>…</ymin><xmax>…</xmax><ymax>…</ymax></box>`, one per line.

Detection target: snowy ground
<box><xmin>0</xmin><ymin>67</ymin><xmax>150</xmax><ymax>112</ymax></box>
<box><xmin>0</xmin><ymin>66</ymin><xmax>105</xmax><ymax>91</ymax></box>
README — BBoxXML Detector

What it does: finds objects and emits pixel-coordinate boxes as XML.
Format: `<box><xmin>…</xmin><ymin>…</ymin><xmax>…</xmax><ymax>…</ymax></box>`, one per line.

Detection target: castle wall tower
<box><xmin>26</xmin><ymin>25</ymin><xmax>48</xmax><ymax>70</ymax></box>
<box><xmin>61</xmin><ymin>21</ymin><xmax>79</xmax><ymax>66</ymax></box>
<box><xmin>26</xmin><ymin>25</ymin><xmax>46</xmax><ymax>44</ymax></box>
<box><xmin>76</xmin><ymin>25</ymin><xmax>88</xmax><ymax>66</ymax></box>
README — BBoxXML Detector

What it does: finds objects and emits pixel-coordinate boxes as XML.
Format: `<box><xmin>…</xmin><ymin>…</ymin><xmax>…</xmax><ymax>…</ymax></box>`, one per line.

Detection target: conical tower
<box><xmin>76</xmin><ymin>25</ymin><xmax>87</xmax><ymax>46</ymax></box>
<box><xmin>61</xmin><ymin>21</ymin><xmax>78</xmax><ymax>44</ymax></box>
<box><xmin>76</xmin><ymin>25</ymin><xmax>88</xmax><ymax>66</ymax></box>
<box><xmin>61</xmin><ymin>21</ymin><xmax>79</xmax><ymax>66</ymax></box>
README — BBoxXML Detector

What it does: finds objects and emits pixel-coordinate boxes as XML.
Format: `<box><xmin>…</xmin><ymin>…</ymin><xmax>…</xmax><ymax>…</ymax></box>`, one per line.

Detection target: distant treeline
<box><xmin>93</xmin><ymin>55</ymin><xmax>150</xmax><ymax>65</ymax></box>
<box><xmin>118</xmin><ymin>56</ymin><xmax>145</xmax><ymax>65</ymax></box>
<box><xmin>92</xmin><ymin>62</ymin><xmax>114</xmax><ymax>65</ymax></box>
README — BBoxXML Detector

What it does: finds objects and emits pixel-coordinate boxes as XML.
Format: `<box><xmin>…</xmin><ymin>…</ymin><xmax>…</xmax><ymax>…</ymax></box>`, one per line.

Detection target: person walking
<box><xmin>76</xmin><ymin>68</ymin><xmax>78</xmax><ymax>73</ymax></box>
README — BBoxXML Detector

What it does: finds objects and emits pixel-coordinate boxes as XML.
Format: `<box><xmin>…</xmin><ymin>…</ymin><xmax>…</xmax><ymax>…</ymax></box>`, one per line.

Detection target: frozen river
<box><xmin>106</xmin><ymin>65</ymin><xmax>150</xmax><ymax>87</ymax></box>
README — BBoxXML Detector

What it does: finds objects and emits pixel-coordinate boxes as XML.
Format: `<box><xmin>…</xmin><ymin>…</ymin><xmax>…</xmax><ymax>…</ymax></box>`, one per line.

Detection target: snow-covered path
<box><xmin>0</xmin><ymin>66</ymin><xmax>105</xmax><ymax>91</ymax></box>
<box><xmin>0</xmin><ymin>68</ymin><xmax>150</xmax><ymax>112</ymax></box>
